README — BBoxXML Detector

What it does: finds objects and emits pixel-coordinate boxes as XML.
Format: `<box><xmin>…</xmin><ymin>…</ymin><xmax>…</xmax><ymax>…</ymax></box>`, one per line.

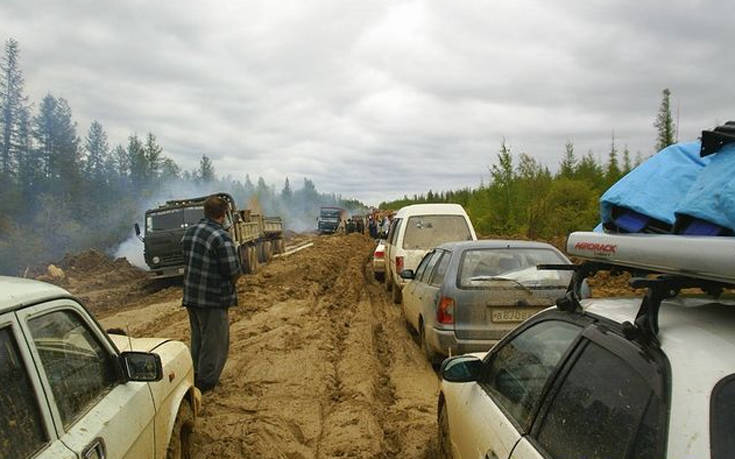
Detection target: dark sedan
<box><xmin>400</xmin><ymin>240</ymin><xmax>573</xmax><ymax>364</ymax></box>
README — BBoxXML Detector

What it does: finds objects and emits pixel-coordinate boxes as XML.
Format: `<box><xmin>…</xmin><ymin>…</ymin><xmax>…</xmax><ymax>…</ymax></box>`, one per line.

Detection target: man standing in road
<box><xmin>181</xmin><ymin>195</ymin><xmax>242</xmax><ymax>393</ymax></box>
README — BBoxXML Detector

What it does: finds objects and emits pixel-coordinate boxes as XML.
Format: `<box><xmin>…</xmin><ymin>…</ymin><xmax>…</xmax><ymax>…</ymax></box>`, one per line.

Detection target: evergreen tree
<box><xmin>198</xmin><ymin>154</ymin><xmax>215</xmax><ymax>182</ymax></box>
<box><xmin>127</xmin><ymin>134</ymin><xmax>147</xmax><ymax>188</ymax></box>
<box><xmin>0</xmin><ymin>38</ymin><xmax>27</xmax><ymax>178</ymax></box>
<box><xmin>159</xmin><ymin>157</ymin><xmax>180</xmax><ymax>180</ymax></box>
<box><xmin>605</xmin><ymin>131</ymin><xmax>621</xmax><ymax>185</ymax></box>
<box><xmin>281</xmin><ymin>177</ymin><xmax>292</xmax><ymax>202</ymax></box>
<box><xmin>84</xmin><ymin>120</ymin><xmax>109</xmax><ymax>183</ymax></box>
<box><xmin>143</xmin><ymin>132</ymin><xmax>162</xmax><ymax>181</ymax></box>
<box><xmin>654</xmin><ymin>88</ymin><xmax>676</xmax><ymax>151</ymax></box>
<box><xmin>622</xmin><ymin>146</ymin><xmax>632</xmax><ymax>174</ymax></box>
<box><xmin>559</xmin><ymin>140</ymin><xmax>576</xmax><ymax>178</ymax></box>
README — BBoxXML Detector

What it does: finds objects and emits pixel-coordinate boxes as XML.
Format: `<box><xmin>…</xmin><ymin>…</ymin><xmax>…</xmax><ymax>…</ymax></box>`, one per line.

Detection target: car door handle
<box><xmin>485</xmin><ymin>450</ymin><xmax>499</xmax><ymax>459</ymax></box>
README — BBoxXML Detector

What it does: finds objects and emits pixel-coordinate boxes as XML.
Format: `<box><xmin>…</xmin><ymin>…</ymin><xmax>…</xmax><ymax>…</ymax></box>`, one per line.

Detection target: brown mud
<box><xmin>62</xmin><ymin>233</ymin><xmax>440</xmax><ymax>458</ymax></box>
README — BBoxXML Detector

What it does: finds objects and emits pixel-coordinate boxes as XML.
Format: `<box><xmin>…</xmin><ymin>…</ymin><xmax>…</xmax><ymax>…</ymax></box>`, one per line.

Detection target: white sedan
<box><xmin>0</xmin><ymin>276</ymin><xmax>201</xmax><ymax>458</ymax></box>
<box><xmin>438</xmin><ymin>294</ymin><xmax>735</xmax><ymax>458</ymax></box>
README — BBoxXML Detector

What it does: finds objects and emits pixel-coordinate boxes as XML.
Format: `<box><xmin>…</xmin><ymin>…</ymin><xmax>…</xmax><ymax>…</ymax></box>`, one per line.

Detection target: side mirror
<box><xmin>439</xmin><ymin>355</ymin><xmax>482</xmax><ymax>383</ymax></box>
<box><xmin>120</xmin><ymin>351</ymin><xmax>163</xmax><ymax>382</ymax></box>
<box><xmin>134</xmin><ymin>223</ymin><xmax>144</xmax><ymax>242</ymax></box>
<box><xmin>400</xmin><ymin>269</ymin><xmax>415</xmax><ymax>280</ymax></box>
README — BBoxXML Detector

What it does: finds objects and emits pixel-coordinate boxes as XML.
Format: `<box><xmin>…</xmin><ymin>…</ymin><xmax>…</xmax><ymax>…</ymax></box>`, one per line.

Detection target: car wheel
<box><xmin>438</xmin><ymin>400</ymin><xmax>452</xmax><ymax>459</ymax></box>
<box><xmin>384</xmin><ymin>271</ymin><xmax>393</xmax><ymax>292</ymax></box>
<box><xmin>374</xmin><ymin>271</ymin><xmax>384</xmax><ymax>282</ymax></box>
<box><xmin>166</xmin><ymin>399</ymin><xmax>194</xmax><ymax>459</ymax></box>
<box><xmin>420</xmin><ymin>321</ymin><xmax>441</xmax><ymax>366</ymax></box>
<box><xmin>392</xmin><ymin>280</ymin><xmax>402</xmax><ymax>304</ymax></box>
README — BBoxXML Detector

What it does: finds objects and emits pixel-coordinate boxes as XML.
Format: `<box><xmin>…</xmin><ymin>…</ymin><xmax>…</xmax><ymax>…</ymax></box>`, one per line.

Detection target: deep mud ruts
<box><xmin>87</xmin><ymin>233</ymin><xmax>439</xmax><ymax>458</ymax></box>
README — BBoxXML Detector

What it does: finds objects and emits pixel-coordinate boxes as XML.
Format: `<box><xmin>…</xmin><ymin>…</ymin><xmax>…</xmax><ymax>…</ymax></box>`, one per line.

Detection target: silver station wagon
<box><xmin>400</xmin><ymin>240</ymin><xmax>572</xmax><ymax>364</ymax></box>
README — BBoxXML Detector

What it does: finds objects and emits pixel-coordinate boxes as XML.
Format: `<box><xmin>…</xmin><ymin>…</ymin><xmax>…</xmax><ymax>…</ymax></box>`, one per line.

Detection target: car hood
<box><xmin>108</xmin><ymin>334</ymin><xmax>171</xmax><ymax>353</ymax></box>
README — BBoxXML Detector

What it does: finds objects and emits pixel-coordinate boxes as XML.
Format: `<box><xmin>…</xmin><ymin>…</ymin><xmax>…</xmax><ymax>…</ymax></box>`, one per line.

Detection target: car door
<box><xmin>408</xmin><ymin>250</ymin><xmax>442</xmax><ymax>330</ymax></box>
<box><xmin>402</xmin><ymin>251</ymin><xmax>435</xmax><ymax>331</ymax></box>
<box><xmin>450</xmin><ymin>318</ymin><xmax>582</xmax><ymax>459</ymax></box>
<box><xmin>385</xmin><ymin>218</ymin><xmax>402</xmax><ymax>282</ymax></box>
<box><xmin>0</xmin><ymin>311</ymin><xmax>75</xmax><ymax>458</ymax></box>
<box><xmin>420</xmin><ymin>249</ymin><xmax>452</xmax><ymax>329</ymax></box>
<box><xmin>513</xmin><ymin>325</ymin><xmax>668</xmax><ymax>459</ymax></box>
<box><xmin>17</xmin><ymin>300</ymin><xmax>157</xmax><ymax>459</ymax></box>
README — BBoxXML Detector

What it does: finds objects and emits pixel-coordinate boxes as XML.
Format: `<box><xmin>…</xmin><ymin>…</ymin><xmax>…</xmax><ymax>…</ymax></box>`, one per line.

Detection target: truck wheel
<box><xmin>166</xmin><ymin>399</ymin><xmax>194</xmax><ymax>459</ymax></box>
<box><xmin>249</xmin><ymin>246</ymin><xmax>259</xmax><ymax>274</ymax></box>
<box><xmin>384</xmin><ymin>271</ymin><xmax>392</xmax><ymax>292</ymax></box>
<box><xmin>239</xmin><ymin>246</ymin><xmax>251</xmax><ymax>274</ymax></box>
<box><xmin>392</xmin><ymin>280</ymin><xmax>402</xmax><ymax>304</ymax></box>
<box><xmin>374</xmin><ymin>271</ymin><xmax>384</xmax><ymax>282</ymax></box>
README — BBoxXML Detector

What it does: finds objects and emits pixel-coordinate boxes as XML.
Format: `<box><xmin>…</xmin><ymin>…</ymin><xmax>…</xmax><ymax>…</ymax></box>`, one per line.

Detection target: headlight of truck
<box><xmin>152</xmin><ymin>256</ymin><xmax>160</xmax><ymax>264</ymax></box>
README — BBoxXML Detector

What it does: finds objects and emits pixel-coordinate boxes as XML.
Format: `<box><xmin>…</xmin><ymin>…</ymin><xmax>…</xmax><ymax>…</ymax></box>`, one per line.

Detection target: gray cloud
<box><xmin>1</xmin><ymin>0</ymin><xmax>732</xmax><ymax>205</ymax></box>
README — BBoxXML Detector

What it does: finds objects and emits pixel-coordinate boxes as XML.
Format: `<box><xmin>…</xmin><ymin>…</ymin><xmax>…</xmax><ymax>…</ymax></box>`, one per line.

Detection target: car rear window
<box><xmin>711</xmin><ymin>374</ymin><xmax>735</xmax><ymax>459</ymax></box>
<box><xmin>402</xmin><ymin>215</ymin><xmax>471</xmax><ymax>250</ymax></box>
<box><xmin>458</xmin><ymin>248</ymin><xmax>571</xmax><ymax>289</ymax></box>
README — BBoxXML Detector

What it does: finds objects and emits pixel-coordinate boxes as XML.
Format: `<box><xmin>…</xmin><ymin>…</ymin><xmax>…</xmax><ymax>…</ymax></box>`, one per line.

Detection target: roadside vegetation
<box><xmin>380</xmin><ymin>89</ymin><xmax>678</xmax><ymax>240</ymax></box>
<box><xmin>0</xmin><ymin>38</ymin><xmax>364</xmax><ymax>275</ymax></box>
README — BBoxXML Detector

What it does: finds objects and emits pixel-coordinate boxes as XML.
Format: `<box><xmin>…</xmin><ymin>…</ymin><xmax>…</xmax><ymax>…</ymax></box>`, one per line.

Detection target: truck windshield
<box><xmin>402</xmin><ymin>215</ymin><xmax>472</xmax><ymax>250</ymax></box>
<box><xmin>321</xmin><ymin>209</ymin><xmax>341</xmax><ymax>219</ymax></box>
<box><xmin>147</xmin><ymin>206</ymin><xmax>204</xmax><ymax>232</ymax></box>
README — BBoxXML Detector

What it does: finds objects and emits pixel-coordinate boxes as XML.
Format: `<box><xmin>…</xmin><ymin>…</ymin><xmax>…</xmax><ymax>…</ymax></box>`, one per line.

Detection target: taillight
<box><xmin>437</xmin><ymin>296</ymin><xmax>455</xmax><ymax>324</ymax></box>
<box><xmin>374</xmin><ymin>250</ymin><xmax>384</xmax><ymax>259</ymax></box>
<box><xmin>395</xmin><ymin>256</ymin><xmax>404</xmax><ymax>273</ymax></box>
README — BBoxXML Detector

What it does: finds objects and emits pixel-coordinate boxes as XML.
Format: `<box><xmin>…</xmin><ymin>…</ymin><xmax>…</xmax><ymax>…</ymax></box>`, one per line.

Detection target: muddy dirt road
<box><xmin>78</xmin><ymin>233</ymin><xmax>439</xmax><ymax>458</ymax></box>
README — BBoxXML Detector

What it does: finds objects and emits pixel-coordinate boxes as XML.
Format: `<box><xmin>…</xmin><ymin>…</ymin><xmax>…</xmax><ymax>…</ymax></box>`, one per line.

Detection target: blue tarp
<box><xmin>599</xmin><ymin>141</ymin><xmax>711</xmax><ymax>230</ymax></box>
<box><xmin>674</xmin><ymin>143</ymin><xmax>735</xmax><ymax>233</ymax></box>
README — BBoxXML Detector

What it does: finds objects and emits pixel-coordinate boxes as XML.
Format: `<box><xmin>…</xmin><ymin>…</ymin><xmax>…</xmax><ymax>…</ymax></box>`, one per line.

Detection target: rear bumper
<box><xmin>428</xmin><ymin>327</ymin><xmax>503</xmax><ymax>357</ymax></box>
<box><xmin>372</xmin><ymin>259</ymin><xmax>385</xmax><ymax>272</ymax></box>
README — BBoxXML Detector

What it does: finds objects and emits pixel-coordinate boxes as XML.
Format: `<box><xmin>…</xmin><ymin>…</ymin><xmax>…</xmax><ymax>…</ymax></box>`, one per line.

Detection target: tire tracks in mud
<box><xmin>97</xmin><ymin>233</ymin><xmax>439</xmax><ymax>458</ymax></box>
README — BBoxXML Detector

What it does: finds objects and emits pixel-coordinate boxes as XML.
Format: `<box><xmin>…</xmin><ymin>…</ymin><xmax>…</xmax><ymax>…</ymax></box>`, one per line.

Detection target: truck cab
<box><xmin>318</xmin><ymin>207</ymin><xmax>347</xmax><ymax>234</ymax></box>
<box><xmin>135</xmin><ymin>193</ymin><xmax>236</xmax><ymax>279</ymax></box>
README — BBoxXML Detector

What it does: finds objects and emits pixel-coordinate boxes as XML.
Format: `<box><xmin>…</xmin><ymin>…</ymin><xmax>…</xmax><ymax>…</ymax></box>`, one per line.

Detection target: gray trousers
<box><xmin>186</xmin><ymin>307</ymin><xmax>229</xmax><ymax>391</ymax></box>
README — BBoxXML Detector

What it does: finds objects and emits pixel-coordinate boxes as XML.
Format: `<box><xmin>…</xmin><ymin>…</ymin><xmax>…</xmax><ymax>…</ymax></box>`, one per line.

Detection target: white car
<box><xmin>437</xmin><ymin>232</ymin><xmax>735</xmax><ymax>458</ymax></box>
<box><xmin>372</xmin><ymin>239</ymin><xmax>386</xmax><ymax>281</ymax></box>
<box><xmin>383</xmin><ymin>204</ymin><xmax>477</xmax><ymax>304</ymax></box>
<box><xmin>0</xmin><ymin>276</ymin><xmax>201</xmax><ymax>459</ymax></box>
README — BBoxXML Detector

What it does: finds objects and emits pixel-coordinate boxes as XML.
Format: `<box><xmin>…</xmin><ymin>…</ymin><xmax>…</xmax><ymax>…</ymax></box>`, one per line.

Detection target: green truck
<box><xmin>135</xmin><ymin>193</ymin><xmax>284</xmax><ymax>279</ymax></box>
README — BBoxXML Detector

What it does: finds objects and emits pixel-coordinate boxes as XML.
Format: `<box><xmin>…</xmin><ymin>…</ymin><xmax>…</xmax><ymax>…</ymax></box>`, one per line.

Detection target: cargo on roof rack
<box><xmin>538</xmin><ymin>231</ymin><xmax>735</xmax><ymax>347</ymax></box>
<box><xmin>566</xmin><ymin>231</ymin><xmax>735</xmax><ymax>285</ymax></box>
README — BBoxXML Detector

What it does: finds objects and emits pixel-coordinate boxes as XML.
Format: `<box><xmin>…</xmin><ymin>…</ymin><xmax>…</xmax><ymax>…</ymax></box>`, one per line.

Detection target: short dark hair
<box><xmin>204</xmin><ymin>195</ymin><xmax>227</xmax><ymax>219</ymax></box>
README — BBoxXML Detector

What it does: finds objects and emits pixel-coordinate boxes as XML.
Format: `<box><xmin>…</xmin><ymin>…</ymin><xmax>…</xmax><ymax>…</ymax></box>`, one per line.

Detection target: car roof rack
<box><xmin>539</xmin><ymin>231</ymin><xmax>735</xmax><ymax>346</ymax></box>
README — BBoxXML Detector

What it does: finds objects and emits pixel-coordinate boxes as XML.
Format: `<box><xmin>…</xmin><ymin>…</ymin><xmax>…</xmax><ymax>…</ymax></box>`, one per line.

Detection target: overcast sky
<box><xmin>1</xmin><ymin>1</ymin><xmax>733</xmax><ymax>205</ymax></box>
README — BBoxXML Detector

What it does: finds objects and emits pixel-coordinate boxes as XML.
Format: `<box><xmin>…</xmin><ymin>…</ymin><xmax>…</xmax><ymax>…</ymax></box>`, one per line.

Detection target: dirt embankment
<box><xmin>74</xmin><ymin>233</ymin><xmax>440</xmax><ymax>458</ymax></box>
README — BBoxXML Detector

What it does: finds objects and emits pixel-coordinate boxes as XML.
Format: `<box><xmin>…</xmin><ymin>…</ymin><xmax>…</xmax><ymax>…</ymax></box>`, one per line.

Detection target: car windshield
<box><xmin>402</xmin><ymin>215</ymin><xmax>472</xmax><ymax>250</ymax></box>
<box><xmin>147</xmin><ymin>206</ymin><xmax>204</xmax><ymax>232</ymax></box>
<box><xmin>459</xmin><ymin>248</ymin><xmax>572</xmax><ymax>289</ymax></box>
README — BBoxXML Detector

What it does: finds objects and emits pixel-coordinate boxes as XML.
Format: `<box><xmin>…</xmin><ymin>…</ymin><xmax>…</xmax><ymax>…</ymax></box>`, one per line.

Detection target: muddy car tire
<box><xmin>374</xmin><ymin>271</ymin><xmax>384</xmax><ymax>282</ymax></box>
<box><xmin>384</xmin><ymin>271</ymin><xmax>392</xmax><ymax>292</ymax></box>
<box><xmin>167</xmin><ymin>399</ymin><xmax>194</xmax><ymax>459</ymax></box>
<box><xmin>438</xmin><ymin>401</ymin><xmax>452</xmax><ymax>459</ymax></box>
<box><xmin>420</xmin><ymin>322</ymin><xmax>441</xmax><ymax>366</ymax></box>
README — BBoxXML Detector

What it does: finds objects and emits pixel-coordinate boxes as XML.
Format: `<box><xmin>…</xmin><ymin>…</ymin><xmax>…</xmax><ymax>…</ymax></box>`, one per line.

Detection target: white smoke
<box><xmin>113</xmin><ymin>232</ymin><xmax>147</xmax><ymax>270</ymax></box>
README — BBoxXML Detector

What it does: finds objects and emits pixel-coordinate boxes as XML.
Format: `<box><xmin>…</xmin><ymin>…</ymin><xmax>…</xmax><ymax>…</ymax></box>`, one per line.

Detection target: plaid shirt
<box><xmin>181</xmin><ymin>218</ymin><xmax>241</xmax><ymax>308</ymax></box>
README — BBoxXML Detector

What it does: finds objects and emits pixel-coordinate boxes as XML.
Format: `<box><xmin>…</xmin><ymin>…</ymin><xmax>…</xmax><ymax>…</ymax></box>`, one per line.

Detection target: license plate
<box><xmin>491</xmin><ymin>308</ymin><xmax>535</xmax><ymax>323</ymax></box>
